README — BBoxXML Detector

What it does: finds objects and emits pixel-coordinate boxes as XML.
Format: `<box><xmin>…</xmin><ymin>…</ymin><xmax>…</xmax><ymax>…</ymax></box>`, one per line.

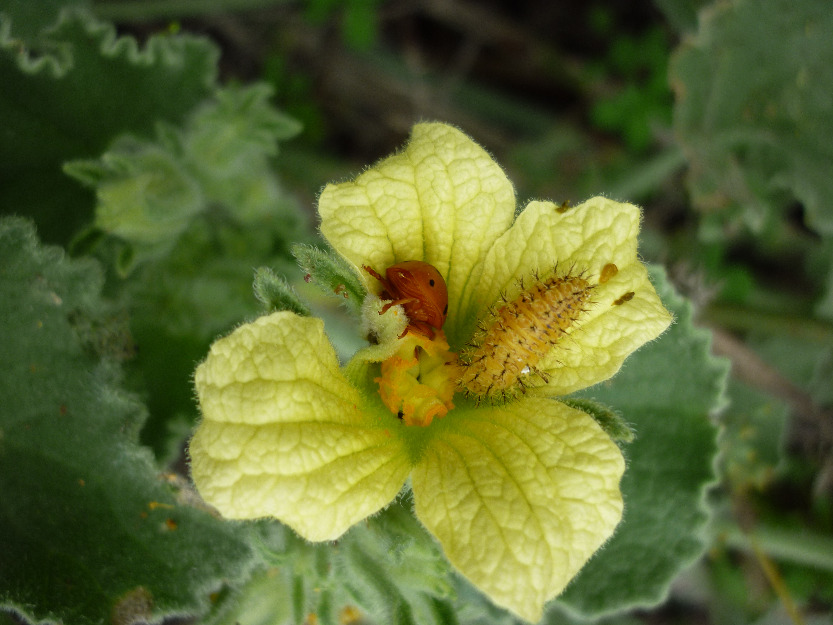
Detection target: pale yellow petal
<box><xmin>411</xmin><ymin>399</ymin><xmax>625</xmax><ymax>622</ymax></box>
<box><xmin>456</xmin><ymin>197</ymin><xmax>671</xmax><ymax>391</ymax></box>
<box><xmin>534</xmin><ymin>262</ymin><xmax>672</xmax><ymax>395</ymax></box>
<box><xmin>190</xmin><ymin>312</ymin><xmax>410</xmax><ymax>541</ymax></box>
<box><xmin>456</xmin><ymin>197</ymin><xmax>640</xmax><ymax>335</ymax></box>
<box><xmin>318</xmin><ymin>122</ymin><xmax>515</xmax><ymax>324</ymax></box>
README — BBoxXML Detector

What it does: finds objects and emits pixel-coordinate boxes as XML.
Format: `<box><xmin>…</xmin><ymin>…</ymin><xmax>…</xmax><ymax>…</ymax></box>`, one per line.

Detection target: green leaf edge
<box><xmin>0</xmin><ymin>7</ymin><xmax>218</xmax><ymax>86</ymax></box>
<box><xmin>0</xmin><ymin>216</ymin><xmax>255</xmax><ymax>625</ymax></box>
<box><xmin>554</xmin><ymin>264</ymin><xmax>729</xmax><ymax>618</ymax></box>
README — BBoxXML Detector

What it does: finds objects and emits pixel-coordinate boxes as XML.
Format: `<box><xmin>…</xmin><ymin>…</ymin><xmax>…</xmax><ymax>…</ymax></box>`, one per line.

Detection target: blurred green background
<box><xmin>1</xmin><ymin>1</ymin><xmax>832</xmax><ymax>624</ymax></box>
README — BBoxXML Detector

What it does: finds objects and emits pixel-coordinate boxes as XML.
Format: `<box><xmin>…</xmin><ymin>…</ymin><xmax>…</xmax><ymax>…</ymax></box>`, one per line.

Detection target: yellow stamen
<box><xmin>374</xmin><ymin>330</ymin><xmax>457</xmax><ymax>427</ymax></box>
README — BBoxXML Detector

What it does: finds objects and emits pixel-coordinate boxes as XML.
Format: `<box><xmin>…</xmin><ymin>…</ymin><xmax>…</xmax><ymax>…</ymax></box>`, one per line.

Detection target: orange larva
<box><xmin>457</xmin><ymin>273</ymin><xmax>594</xmax><ymax>402</ymax></box>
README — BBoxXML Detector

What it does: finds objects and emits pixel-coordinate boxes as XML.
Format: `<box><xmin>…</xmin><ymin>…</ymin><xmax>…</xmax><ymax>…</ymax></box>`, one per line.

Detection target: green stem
<box><xmin>92</xmin><ymin>0</ymin><xmax>294</xmax><ymax>22</ymax></box>
<box><xmin>703</xmin><ymin>303</ymin><xmax>833</xmax><ymax>344</ymax></box>
<box><xmin>715</xmin><ymin>520</ymin><xmax>833</xmax><ymax>572</ymax></box>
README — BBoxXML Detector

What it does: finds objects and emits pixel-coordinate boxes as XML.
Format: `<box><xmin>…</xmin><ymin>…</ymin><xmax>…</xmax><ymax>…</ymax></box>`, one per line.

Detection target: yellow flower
<box><xmin>189</xmin><ymin>123</ymin><xmax>672</xmax><ymax>622</ymax></box>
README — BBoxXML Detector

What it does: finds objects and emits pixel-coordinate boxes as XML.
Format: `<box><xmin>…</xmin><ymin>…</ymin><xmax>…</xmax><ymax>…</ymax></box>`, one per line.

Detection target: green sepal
<box><xmin>561</xmin><ymin>397</ymin><xmax>635</xmax><ymax>443</ymax></box>
<box><xmin>291</xmin><ymin>243</ymin><xmax>366</xmax><ymax>314</ymax></box>
<box><xmin>252</xmin><ymin>266</ymin><xmax>312</xmax><ymax>316</ymax></box>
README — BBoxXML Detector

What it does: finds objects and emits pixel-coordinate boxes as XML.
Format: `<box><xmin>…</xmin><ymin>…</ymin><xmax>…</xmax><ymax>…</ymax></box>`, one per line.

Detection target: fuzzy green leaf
<box><xmin>652</xmin><ymin>0</ymin><xmax>710</xmax><ymax>32</ymax></box>
<box><xmin>59</xmin><ymin>79</ymin><xmax>307</xmax><ymax>456</ymax></box>
<box><xmin>184</xmin><ymin>83</ymin><xmax>302</xmax><ymax>167</ymax></box>
<box><xmin>0</xmin><ymin>1</ymin><xmax>86</xmax><ymax>42</ymax></box>
<box><xmin>554</xmin><ymin>266</ymin><xmax>727</xmax><ymax>617</ymax></box>
<box><xmin>670</xmin><ymin>0</ymin><xmax>833</xmax><ymax>236</ymax></box>
<box><xmin>0</xmin><ymin>218</ymin><xmax>252</xmax><ymax>625</ymax></box>
<box><xmin>123</xmin><ymin>225</ymin><xmax>304</xmax><ymax>460</ymax></box>
<box><xmin>719</xmin><ymin>380</ymin><xmax>788</xmax><ymax>492</ymax></box>
<box><xmin>180</xmin><ymin>84</ymin><xmax>302</xmax><ymax>221</ymax></box>
<box><xmin>63</xmin><ymin>83</ymin><xmax>303</xmax><ymax>269</ymax></box>
<box><xmin>0</xmin><ymin>9</ymin><xmax>217</xmax><ymax>243</ymax></box>
<box><xmin>224</xmin><ymin>499</ymin><xmax>456</xmax><ymax>625</ymax></box>
<box><xmin>68</xmin><ymin>137</ymin><xmax>206</xmax><ymax>250</ymax></box>
<box><xmin>337</xmin><ymin>497</ymin><xmax>456</xmax><ymax>625</ymax></box>
<box><xmin>125</xmin><ymin>214</ymin><xmax>308</xmax><ymax>458</ymax></box>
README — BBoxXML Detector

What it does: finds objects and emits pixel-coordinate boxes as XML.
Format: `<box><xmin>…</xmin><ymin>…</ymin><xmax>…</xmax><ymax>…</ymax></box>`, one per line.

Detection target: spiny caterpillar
<box><xmin>457</xmin><ymin>271</ymin><xmax>594</xmax><ymax>402</ymax></box>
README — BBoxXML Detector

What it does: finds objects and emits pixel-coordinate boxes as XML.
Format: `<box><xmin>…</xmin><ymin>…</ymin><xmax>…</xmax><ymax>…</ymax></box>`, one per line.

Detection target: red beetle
<box><xmin>363</xmin><ymin>260</ymin><xmax>448</xmax><ymax>339</ymax></box>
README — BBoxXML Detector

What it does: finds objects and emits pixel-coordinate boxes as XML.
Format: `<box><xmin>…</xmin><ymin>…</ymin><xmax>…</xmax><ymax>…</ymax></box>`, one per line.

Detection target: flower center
<box><xmin>374</xmin><ymin>331</ymin><xmax>457</xmax><ymax>427</ymax></box>
<box><xmin>371</xmin><ymin>268</ymin><xmax>599</xmax><ymax>419</ymax></box>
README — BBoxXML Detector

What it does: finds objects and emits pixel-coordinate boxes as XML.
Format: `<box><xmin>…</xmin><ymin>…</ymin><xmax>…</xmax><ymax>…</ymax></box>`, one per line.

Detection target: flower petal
<box><xmin>458</xmin><ymin>197</ymin><xmax>639</xmax><ymax>327</ymax></box>
<box><xmin>535</xmin><ymin>261</ymin><xmax>672</xmax><ymax>394</ymax></box>
<box><xmin>411</xmin><ymin>399</ymin><xmax>625</xmax><ymax>622</ymax></box>
<box><xmin>190</xmin><ymin>312</ymin><xmax>410</xmax><ymax>541</ymax></box>
<box><xmin>457</xmin><ymin>197</ymin><xmax>672</xmax><ymax>391</ymax></box>
<box><xmin>318</xmin><ymin>122</ymin><xmax>515</xmax><ymax>324</ymax></box>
